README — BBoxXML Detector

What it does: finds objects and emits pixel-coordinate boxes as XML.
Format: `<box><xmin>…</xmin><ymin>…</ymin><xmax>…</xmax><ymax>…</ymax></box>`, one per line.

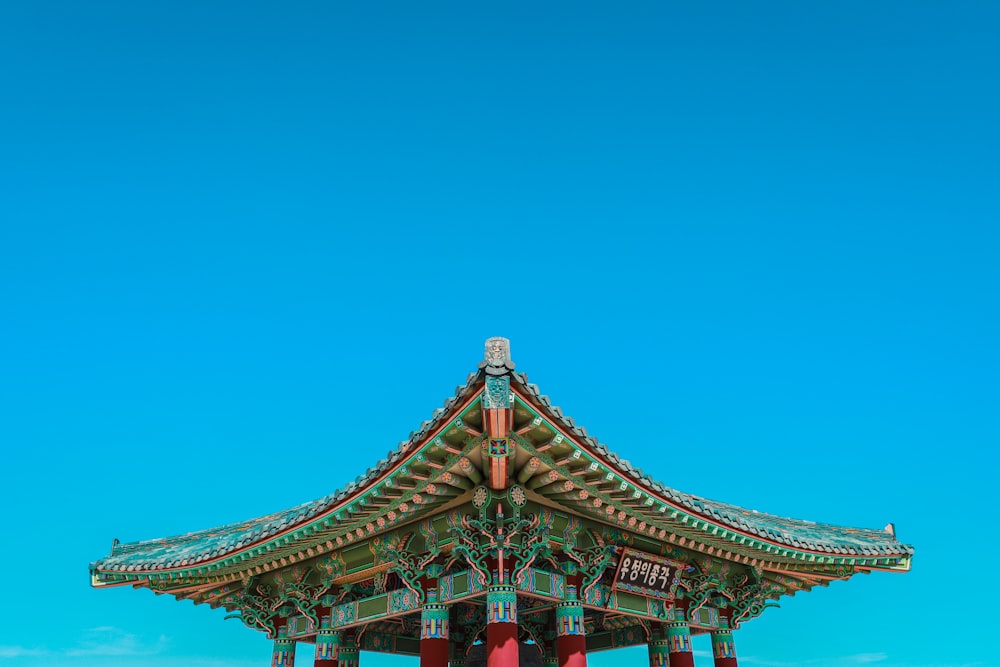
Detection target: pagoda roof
<box><xmin>90</xmin><ymin>338</ymin><xmax>912</xmax><ymax>585</ymax></box>
<box><xmin>91</xmin><ymin>367</ymin><xmax>483</xmax><ymax>575</ymax></box>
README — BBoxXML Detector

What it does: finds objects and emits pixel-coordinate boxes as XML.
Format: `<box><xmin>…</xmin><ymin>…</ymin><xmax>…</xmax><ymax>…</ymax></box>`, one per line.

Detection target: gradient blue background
<box><xmin>1</xmin><ymin>2</ymin><xmax>997</xmax><ymax>666</ymax></box>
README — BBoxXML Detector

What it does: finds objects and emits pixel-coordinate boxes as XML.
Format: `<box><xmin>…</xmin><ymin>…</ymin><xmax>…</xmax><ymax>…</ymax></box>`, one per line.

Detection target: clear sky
<box><xmin>1</xmin><ymin>2</ymin><xmax>997</xmax><ymax>667</ymax></box>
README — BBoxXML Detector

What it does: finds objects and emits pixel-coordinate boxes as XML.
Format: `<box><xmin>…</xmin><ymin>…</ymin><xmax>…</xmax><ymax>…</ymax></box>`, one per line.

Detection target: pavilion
<box><xmin>90</xmin><ymin>338</ymin><xmax>913</xmax><ymax>667</ymax></box>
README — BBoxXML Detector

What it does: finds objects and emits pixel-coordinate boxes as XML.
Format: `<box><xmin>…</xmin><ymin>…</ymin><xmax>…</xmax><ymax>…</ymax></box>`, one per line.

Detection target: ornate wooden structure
<box><xmin>90</xmin><ymin>338</ymin><xmax>913</xmax><ymax>667</ymax></box>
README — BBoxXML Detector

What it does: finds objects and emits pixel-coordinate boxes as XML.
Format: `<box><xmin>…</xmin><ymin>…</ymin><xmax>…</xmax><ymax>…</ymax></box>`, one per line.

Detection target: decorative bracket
<box><xmin>562</xmin><ymin>528</ymin><xmax>620</xmax><ymax>599</ymax></box>
<box><xmin>447</xmin><ymin>485</ymin><xmax>552</xmax><ymax>588</ymax></box>
<box><xmin>272</xmin><ymin>566</ymin><xmax>326</xmax><ymax>629</ymax></box>
<box><xmin>678</xmin><ymin>557</ymin><xmax>733</xmax><ymax>622</ymax></box>
<box><xmin>223</xmin><ymin>581</ymin><xmax>278</xmax><ymax>637</ymax></box>
<box><xmin>370</xmin><ymin>526</ymin><xmax>442</xmax><ymax>604</ymax></box>
<box><xmin>724</xmin><ymin>568</ymin><xmax>781</xmax><ymax>628</ymax></box>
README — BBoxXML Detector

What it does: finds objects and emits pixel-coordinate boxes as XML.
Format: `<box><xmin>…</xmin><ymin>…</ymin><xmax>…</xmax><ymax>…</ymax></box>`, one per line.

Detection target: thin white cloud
<box><xmin>92</xmin><ymin>661</ymin><xmax>256</xmax><ymax>667</ymax></box>
<box><xmin>741</xmin><ymin>653</ymin><xmax>888</xmax><ymax>667</ymax></box>
<box><xmin>65</xmin><ymin>626</ymin><xmax>168</xmax><ymax>657</ymax></box>
<box><xmin>0</xmin><ymin>646</ymin><xmax>46</xmax><ymax>659</ymax></box>
<box><xmin>0</xmin><ymin>626</ymin><xmax>169</xmax><ymax>661</ymax></box>
<box><xmin>739</xmin><ymin>654</ymin><xmax>990</xmax><ymax>667</ymax></box>
<box><xmin>7</xmin><ymin>658</ymin><xmax>258</xmax><ymax>667</ymax></box>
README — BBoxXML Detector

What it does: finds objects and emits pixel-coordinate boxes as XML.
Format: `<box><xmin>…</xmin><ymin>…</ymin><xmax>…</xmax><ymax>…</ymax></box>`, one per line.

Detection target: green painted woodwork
<box><xmin>420</xmin><ymin>590</ymin><xmax>450</xmax><ymax>640</ymax></box>
<box><xmin>586</xmin><ymin>625</ymin><xmax>661</xmax><ymax>654</ymax></box>
<box><xmin>338</xmin><ymin>636</ymin><xmax>360</xmax><ymax>667</ymax></box>
<box><xmin>712</xmin><ymin>626</ymin><xmax>737</xmax><ymax>660</ymax></box>
<box><xmin>442</xmin><ymin>571</ymin><xmax>470</xmax><ymax>600</ymax></box>
<box><xmin>648</xmin><ymin>642</ymin><xmax>670</xmax><ymax>667</ymax></box>
<box><xmin>615</xmin><ymin>591</ymin><xmax>649</xmax><ymax>614</ymax></box>
<box><xmin>270</xmin><ymin>627</ymin><xmax>295</xmax><ymax>667</ymax></box>
<box><xmin>484</xmin><ymin>376</ymin><xmax>511</xmax><ymax>409</ymax></box>
<box><xmin>357</xmin><ymin>595</ymin><xmax>387</xmax><ymax>619</ymax></box>
<box><xmin>157</xmin><ymin>502</ymin><xmax>801</xmax><ymax>643</ymax></box>
<box><xmin>176</xmin><ymin>502</ymin><xmax>800</xmax><ymax>638</ymax></box>
<box><xmin>486</xmin><ymin>584</ymin><xmax>518</xmax><ymax>624</ymax></box>
<box><xmin>665</xmin><ymin>616</ymin><xmax>693</xmax><ymax>654</ymax></box>
<box><xmin>395</xmin><ymin>636</ymin><xmax>420</xmax><ymax>656</ymax></box>
<box><xmin>555</xmin><ymin>586</ymin><xmax>585</xmax><ymax>637</ymax></box>
<box><xmin>587</xmin><ymin>633</ymin><xmax>614</xmax><ymax>651</ymax></box>
<box><xmin>314</xmin><ymin>619</ymin><xmax>339</xmax><ymax>662</ymax></box>
<box><xmin>533</xmin><ymin>571</ymin><xmax>551</xmax><ymax>594</ymax></box>
<box><xmin>286</xmin><ymin>616</ymin><xmax>312</xmax><ymax>636</ymax></box>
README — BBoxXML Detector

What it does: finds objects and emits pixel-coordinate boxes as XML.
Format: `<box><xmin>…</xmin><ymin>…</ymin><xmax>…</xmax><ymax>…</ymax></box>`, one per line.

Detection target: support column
<box><xmin>711</xmin><ymin>618</ymin><xmax>738</xmax><ymax>667</ymax></box>
<box><xmin>665</xmin><ymin>609</ymin><xmax>694</xmax><ymax>667</ymax></box>
<box><xmin>338</xmin><ymin>633</ymin><xmax>359</xmax><ymax>667</ymax></box>
<box><xmin>421</xmin><ymin>589</ymin><xmax>450</xmax><ymax>667</ymax></box>
<box><xmin>555</xmin><ymin>585</ymin><xmax>586</xmax><ymax>667</ymax></box>
<box><xmin>271</xmin><ymin>627</ymin><xmax>296</xmax><ymax>667</ymax></box>
<box><xmin>449</xmin><ymin>644</ymin><xmax>467</xmax><ymax>667</ymax></box>
<box><xmin>543</xmin><ymin>631</ymin><xmax>558</xmax><ymax>667</ymax></box>
<box><xmin>647</xmin><ymin>623</ymin><xmax>669</xmax><ymax>667</ymax></box>
<box><xmin>314</xmin><ymin>616</ymin><xmax>339</xmax><ymax>667</ymax></box>
<box><xmin>486</xmin><ymin>584</ymin><xmax>519</xmax><ymax>667</ymax></box>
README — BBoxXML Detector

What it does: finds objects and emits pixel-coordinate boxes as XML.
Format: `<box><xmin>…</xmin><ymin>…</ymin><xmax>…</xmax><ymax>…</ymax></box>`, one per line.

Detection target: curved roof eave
<box><xmin>508</xmin><ymin>371</ymin><xmax>914</xmax><ymax>563</ymax></box>
<box><xmin>90</xmin><ymin>338</ymin><xmax>913</xmax><ymax>584</ymax></box>
<box><xmin>90</xmin><ymin>369</ymin><xmax>487</xmax><ymax>579</ymax></box>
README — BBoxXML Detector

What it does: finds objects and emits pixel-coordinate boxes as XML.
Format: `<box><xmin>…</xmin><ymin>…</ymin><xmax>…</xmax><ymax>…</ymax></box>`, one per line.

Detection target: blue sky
<box><xmin>1</xmin><ymin>2</ymin><xmax>997</xmax><ymax>666</ymax></box>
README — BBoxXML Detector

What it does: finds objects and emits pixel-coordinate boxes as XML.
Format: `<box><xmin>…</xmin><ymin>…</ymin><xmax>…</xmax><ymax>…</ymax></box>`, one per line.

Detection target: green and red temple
<box><xmin>90</xmin><ymin>338</ymin><xmax>912</xmax><ymax>667</ymax></box>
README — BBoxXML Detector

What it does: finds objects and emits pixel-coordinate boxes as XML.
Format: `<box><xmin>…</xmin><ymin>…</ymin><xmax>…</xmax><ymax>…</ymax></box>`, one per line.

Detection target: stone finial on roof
<box><xmin>481</xmin><ymin>336</ymin><xmax>515</xmax><ymax>376</ymax></box>
<box><xmin>884</xmin><ymin>523</ymin><xmax>896</xmax><ymax>537</ymax></box>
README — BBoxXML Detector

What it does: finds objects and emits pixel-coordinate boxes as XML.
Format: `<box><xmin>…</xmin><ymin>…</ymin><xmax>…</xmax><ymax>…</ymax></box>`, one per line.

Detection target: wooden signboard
<box><xmin>611</xmin><ymin>548</ymin><xmax>687</xmax><ymax>600</ymax></box>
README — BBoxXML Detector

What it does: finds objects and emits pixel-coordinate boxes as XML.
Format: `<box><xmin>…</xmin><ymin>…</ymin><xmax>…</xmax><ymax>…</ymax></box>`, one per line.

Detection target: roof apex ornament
<box><xmin>481</xmin><ymin>336</ymin><xmax>515</xmax><ymax>376</ymax></box>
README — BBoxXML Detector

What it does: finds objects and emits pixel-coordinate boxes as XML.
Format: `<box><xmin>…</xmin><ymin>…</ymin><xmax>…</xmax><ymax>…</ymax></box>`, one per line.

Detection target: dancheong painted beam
<box><xmin>90</xmin><ymin>338</ymin><xmax>913</xmax><ymax>667</ymax></box>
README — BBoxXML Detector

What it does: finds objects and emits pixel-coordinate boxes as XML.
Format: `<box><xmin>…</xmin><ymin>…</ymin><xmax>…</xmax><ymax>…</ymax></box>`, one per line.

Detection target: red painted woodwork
<box><xmin>668</xmin><ymin>651</ymin><xmax>695</xmax><ymax>667</ymax></box>
<box><xmin>715</xmin><ymin>657</ymin><xmax>738</xmax><ymax>667</ymax></box>
<box><xmin>314</xmin><ymin>661</ymin><xmax>337</xmax><ymax>667</ymax></box>
<box><xmin>487</xmin><ymin>620</ymin><xmax>519</xmax><ymax>667</ymax></box>
<box><xmin>420</xmin><ymin>637</ymin><xmax>449</xmax><ymax>667</ymax></box>
<box><xmin>484</xmin><ymin>408</ymin><xmax>512</xmax><ymax>438</ymax></box>
<box><xmin>557</xmin><ymin>634</ymin><xmax>587</xmax><ymax>667</ymax></box>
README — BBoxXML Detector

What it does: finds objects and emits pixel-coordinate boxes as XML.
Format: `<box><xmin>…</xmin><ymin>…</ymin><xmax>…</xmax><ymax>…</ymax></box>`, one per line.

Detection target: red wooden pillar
<box><xmin>665</xmin><ymin>608</ymin><xmax>694</xmax><ymax>667</ymax></box>
<box><xmin>314</xmin><ymin>615</ymin><xmax>339</xmax><ymax>667</ymax></box>
<box><xmin>271</xmin><ymin>626</ymin><xmax>296</xmax><ymax>667</ymax></box>
<box><xmin>421</xmin><ymin>589</ymin><xmax>450</xmax><ymax>667</ymax></box>
<box><xmin>338</xmin><ymin>633</ymin><xmax>359</xmax><ymax>667</ymax></box>
<box><xmin>543</xmin><ymin>633</ymin><xmax>558</xmax><ymax>667</ymax></box>
<box><xmin>555</xmin><ymin>585</ymin><xmax>586</xmax><ymax>667</ymax></box>
<box><xmin>647</xmin><ymin>623</ymin><xmax>669</xmax><ymax>667</ymax></box>
<box><xmin>711</xmin><ymin>617</ymin><xmax>738</xmax><ymax>667</ymax></box>
<box><xmin>486</xmin><ymin>584</ymin><xmax>519</xmax><ymax>667</ymax></box>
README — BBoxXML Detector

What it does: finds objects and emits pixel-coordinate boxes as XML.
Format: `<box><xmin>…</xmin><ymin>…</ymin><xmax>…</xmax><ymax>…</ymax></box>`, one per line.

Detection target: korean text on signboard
<box><xmin>612</xmin><ymin>549</ymin><xmax>683</xmax><ymax>600</ymax></box>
